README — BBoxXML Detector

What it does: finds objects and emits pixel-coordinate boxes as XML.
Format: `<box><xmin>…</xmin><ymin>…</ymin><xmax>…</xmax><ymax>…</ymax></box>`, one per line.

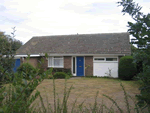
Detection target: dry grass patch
<box><xmin>32</xmin><ymin>78</ymin><xmax>140</xmax><ymax>112</ymax></box>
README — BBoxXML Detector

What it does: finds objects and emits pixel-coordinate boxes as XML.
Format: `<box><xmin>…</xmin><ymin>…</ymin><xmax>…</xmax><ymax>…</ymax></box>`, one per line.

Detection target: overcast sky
<box><xmin>0</xmin><ymin>0</ymin><xmax>150</xmax><ymax>44</ymax></box>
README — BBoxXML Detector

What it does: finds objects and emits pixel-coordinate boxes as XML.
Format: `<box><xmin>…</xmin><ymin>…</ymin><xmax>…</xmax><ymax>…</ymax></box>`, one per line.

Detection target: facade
<box><xmin>16</xmin><ymin>32</ymin><xmax>131</xmax><ymax>78</ymax></box>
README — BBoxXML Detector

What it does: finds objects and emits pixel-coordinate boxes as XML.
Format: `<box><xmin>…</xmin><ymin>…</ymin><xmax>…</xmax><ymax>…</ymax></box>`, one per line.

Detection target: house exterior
<box><xmin>16</xmin><ymin>32</ymin><xmax>131</xmax><ymax>78</ymax></box>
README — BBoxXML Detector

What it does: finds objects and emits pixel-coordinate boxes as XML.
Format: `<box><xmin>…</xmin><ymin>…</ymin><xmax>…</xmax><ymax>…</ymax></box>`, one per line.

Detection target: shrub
<box><xmin>66</xmin><ymin>70</ymin><xmax>73</xmax><ymax>77</ymax></box>
<box><xmin>17</xmin><ymin>63</ymin><xmax>36</xmax><ymax>79</ymax></box>
<box><xmin>119</xmin><ymin>56</ymin><xmax>137</xmax><ymax>80</ymax></box>
<box><xmin>53</xmin><ymin>72</ymin><xmax>68</xmax><ymax>79</ymax></box>
<box><xmin>135</xmin><ymin>65</ymin><xmax>150</xmax><ymax>109</ymax></box>
<box><xmin>52</xmin><ymin>68</ymin><xmax>71</xmax><ymax>74</ymax></box>
<box><xmin>132</xmin><ymin>50</ymin><xmax>150</xmax><ymax>74</ymax></box>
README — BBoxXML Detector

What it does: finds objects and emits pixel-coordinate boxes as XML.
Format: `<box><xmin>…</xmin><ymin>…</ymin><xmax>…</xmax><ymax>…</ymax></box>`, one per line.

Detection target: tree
<box><xmin>0</xmin><ymin>28</ymin><xmax>53</xmax><ymax>112</ymax></box>
<box><xmin>131</xmin><ymin>43</ymin><xmax>137</xmax><ymax>55</ymax></box>
<box><xmin>0</xmin><ymin>27</ymin><xmax>22</xmax><ymax>83</ymax></box>
<box><xmin>0</xmin><ymin>28</ymin><xmax>22</xmax><ymax>52</ymax></box>
<box><xmin>12</xmin><ymin>39</ymin><xmax>22</xmax><ymax>51</ymax></box>
<box><xmin>118</xmin><ymin>0</ymin><xmax>150</xmax><ymax>49</ymax></box>
<box><xmin>10</xmin><ymin>27</ymin><xmax>23</xmax><ymax>51</ymax></box>
<box><xmin>118</xmin><ymin>0</ymin><xmax>150</xmax><ymax>111</ymax></box>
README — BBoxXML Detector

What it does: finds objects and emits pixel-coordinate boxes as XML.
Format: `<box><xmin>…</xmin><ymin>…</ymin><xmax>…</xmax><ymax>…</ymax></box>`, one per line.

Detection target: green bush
<box><xmin>66</xmin><ymin>70</ymin><xmax>73</xmax><ymax>77</ymax></box>
<box><xmin>53</xmin><ymin>72</ymin><xmax>68</xmax><ymax>79</ymax></box>
<box><xmin>135</xmin><ymin>65</ymin><xmax>150</xmax><ymax>109</ymax></box>
<box><xmin>119</xmin><ymin>56</ymin><xmax>137</xmax><ymax>80</ymax></box>
<box><xmin>17</xmin><ymin>63</ymin><xmax>36</xmax><ymax>79</ymax></box>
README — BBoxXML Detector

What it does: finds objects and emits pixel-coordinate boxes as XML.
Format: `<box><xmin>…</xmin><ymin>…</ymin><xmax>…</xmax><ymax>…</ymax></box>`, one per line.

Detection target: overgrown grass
<box><xmin>29</xmin><ymin>78</ymin><xmax>148</xmax><ymax>113</ymax></box>
<box><xmin>1</xmin><ymin>77</ymin><xmax>146</xmax><ymax>113</ymax></box>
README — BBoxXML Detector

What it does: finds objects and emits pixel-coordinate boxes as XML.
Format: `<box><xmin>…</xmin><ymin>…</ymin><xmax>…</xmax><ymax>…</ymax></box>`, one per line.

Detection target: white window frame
<box><xmin>93</xmin><ymin>57</ymin><xmax>118</xmax><ymax>63</ymax></box>
<box><xmin>48</xmin><ymin>56</ymin><xmax>64</xmax><ymax>68</ymax></box>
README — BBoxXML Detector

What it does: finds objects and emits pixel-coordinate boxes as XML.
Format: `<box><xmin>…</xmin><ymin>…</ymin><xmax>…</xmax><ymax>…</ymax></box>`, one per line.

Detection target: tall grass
<box><xmin>31</xmin><ymin>78</ymin><xmax>147</xmax><ymax>113</ymax></box>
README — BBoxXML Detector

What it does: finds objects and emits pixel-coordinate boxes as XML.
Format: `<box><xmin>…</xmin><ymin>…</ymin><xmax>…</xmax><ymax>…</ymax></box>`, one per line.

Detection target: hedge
<box><xmin>119</xmin><ymin>56</ymin><xmax>137</xmax><ymax>80</ymax></box>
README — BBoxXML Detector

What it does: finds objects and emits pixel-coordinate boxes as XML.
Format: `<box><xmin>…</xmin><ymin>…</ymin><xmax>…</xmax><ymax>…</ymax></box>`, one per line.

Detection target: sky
<box><xmin>0</xmin><ymin>0</ymin><xmax>150</xmax><ymax>44</ymax></box>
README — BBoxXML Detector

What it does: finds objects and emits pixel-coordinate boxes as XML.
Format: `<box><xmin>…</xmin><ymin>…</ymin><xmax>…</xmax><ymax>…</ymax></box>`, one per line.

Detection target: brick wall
<box><xmin>22</xmin><ymin>57</ymin><xmax>48</xmax><ymax>70</ymax></box>
<box><xmin>40</xmin><ymin>57</ymin><xmax>48</xmax><ymax>70</ymax></box>
<box><xmin>85</xmin><ymin>56</ymin><xmax>93</xmax><ymax>76</ymax></box>
<box><xmin>23</xmin><ymin>57</ymin><xmax>39</xmax><ymax>67</ymax></box>
<box><xmin>24</xmin><ymin>56</ymin><xmax>72</xmax><ymax>71</ymax></box>
<box><xmin>64</xmin><ymin>56</ymin><xmax>71</xmax><ymax>69</ymax></box>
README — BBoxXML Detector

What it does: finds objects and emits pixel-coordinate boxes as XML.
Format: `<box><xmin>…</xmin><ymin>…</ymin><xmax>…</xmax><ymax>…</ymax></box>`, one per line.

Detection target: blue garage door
<box><xmin>13</xmin><ymin>59</ymin><xmax>20</xmax><ymax>72</ymax></box>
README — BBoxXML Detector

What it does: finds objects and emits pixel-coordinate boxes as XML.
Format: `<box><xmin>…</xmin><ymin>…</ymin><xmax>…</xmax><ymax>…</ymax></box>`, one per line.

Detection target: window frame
<box><xmin>72</xmin><ymin>56</ymin><xmax>76</xmax><ymax>75</ymax></box>
<box><xmin>93</xmin><ymin>57</ymin><xmax>118</xmax><ymax>62</ymax></box>
<box><xmin>48</xmin><ymin>56</ymin><xmax>64</xmax><ymax>68</ymax></box>
<box><xmin>106</xmin><ymin>58</ymin><xmax>118</xmax><ymax>61</ymax></box>
<box><xmin>93</xmin><ymin>57</ymin><xmax>106</xmax><ymax>62</ymax></box>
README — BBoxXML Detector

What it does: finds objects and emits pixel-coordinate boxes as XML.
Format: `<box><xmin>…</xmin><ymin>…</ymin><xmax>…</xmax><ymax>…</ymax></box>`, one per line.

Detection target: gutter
<box><xmin>14</xmin><ymin>53</ymin><xmax>127</xmax><ymax>58</ymax></box>
<box><xmin>46</xmin><ymin>53</ymin><xmax>126</xmax><ymax>56</ymax></box>
<box><xmin>14</xmin><ymin>54</ymin><xmax>40</xmax><ymax>58</ymax></box>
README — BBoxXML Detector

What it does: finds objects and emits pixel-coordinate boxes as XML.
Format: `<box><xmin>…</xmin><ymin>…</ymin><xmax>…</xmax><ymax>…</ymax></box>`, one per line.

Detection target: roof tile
<box><xmin>16</xmin><ymin>32</ymin><xmax>131</xmax><ymax>55</ymax></box>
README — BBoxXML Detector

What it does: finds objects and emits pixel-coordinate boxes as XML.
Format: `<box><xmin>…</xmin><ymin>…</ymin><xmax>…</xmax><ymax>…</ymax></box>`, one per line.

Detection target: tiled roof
<box><xmin>16</xmin><ymin>32</ymin><xmax>131</xmax><ymax>55</ymax></box>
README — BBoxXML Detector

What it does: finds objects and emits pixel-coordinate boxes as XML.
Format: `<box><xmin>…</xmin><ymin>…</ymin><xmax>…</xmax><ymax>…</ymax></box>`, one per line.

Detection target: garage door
<box><xmin>93</xmin><ymin>57</ymin><xmax>118</xmax><ymax>78</ymax></box>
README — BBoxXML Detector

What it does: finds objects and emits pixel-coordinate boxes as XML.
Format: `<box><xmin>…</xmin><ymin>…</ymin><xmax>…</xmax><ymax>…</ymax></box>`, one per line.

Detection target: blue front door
<box><xmin>13</xmin><ymin>59</ymin><xmax>20</xmax><ymax>72</ymax></box>
<box><xmin>77</xmin><ymin>57</ymin><xmax>84</xmax><ymax>76</ymax></box>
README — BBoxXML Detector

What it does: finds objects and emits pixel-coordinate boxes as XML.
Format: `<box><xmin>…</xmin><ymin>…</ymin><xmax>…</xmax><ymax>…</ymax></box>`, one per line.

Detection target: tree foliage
<box><xmin>0</xmin><ymin>28</ymin><xmax>22</xmax><ymax>52</ymax></box>
<box><xmin>0</xmin><ymin>29</ymin><xmax>52</xmax><ymax>112</ymax></box>
<box><xmin>17</xmin><ymin>63</ymin><xmax>37</xmax><ymax>79</ymax></box>
<box><xmin>118</xmin><ymin>0</ymin><xmax>150</xmax><ymax>49</ymax></box>
<box><xmin>0</xmin><ymin>56</ymin><xmax>53</xmax><ymax>112</ymax></box>
<box><xmin>118</xmin><ymin>0</ymin><xmax>150</xmax><ymax>111</ymax></box>
<box><xmin>0</xmin><ymin>30</ymin><xmax>15</xmax><ymax>82</ymax></box>
<box><xmin>0</xmin><ymin>27</ymin><xmax>23</xmax><ymax>82</ymax></box>
<box><xmin>135</xmin><ymin>65</ymin><xmax>150</xmax><ymax>109</ymax></box>
<box><xmin>131</xmin><ymin>43</ymin><xmax>137</xmax><ymax>55</ymax></box>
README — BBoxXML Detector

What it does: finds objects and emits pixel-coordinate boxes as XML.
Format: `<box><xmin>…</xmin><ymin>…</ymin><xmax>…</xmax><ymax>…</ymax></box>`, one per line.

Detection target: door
<box><xmin>93</xmin><ymin>62</ymin><xmax>118</xmax><ymax>78</ymax></box>
<box><xmin>13</xmin><ymin>59</ymin><xmax>20</xmax><ymax>72</ymax></box>
<box><xmin>77</xmin><ymin>57</ymin><xmax>84</xmax><ymax>76</ymax></box>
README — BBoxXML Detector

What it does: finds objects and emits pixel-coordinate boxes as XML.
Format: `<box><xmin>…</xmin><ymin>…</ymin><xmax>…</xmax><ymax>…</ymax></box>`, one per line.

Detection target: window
<box><xmin>48</xmin><ymin>56</ymin><xmax>63</xmax><ymax>68</ymax></box>
<box><xmin>106</xmin><ymin>58</ymin><xmax>117</xmax><ymax>61</ymax></box>
<box><xmin>94</xmin><ymin>58</ymin><xmax>105</xmax><ymax>61</ymax></box>
<box><xmin>94</xmin><ymin>57</ymin><xmax>118</xmax><ymax>62</ymax></box>
<box><xmin>73</xmin><ymin>57</ymin><xmax>76</xmax><ymax>74</ymax></box>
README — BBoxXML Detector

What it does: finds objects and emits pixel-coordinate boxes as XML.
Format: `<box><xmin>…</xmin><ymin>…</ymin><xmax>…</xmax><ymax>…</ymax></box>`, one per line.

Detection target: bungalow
<box><xmin>16</xmin><ymin>32</ymin><xmax>131</xmax><ymax>77</ymax></box>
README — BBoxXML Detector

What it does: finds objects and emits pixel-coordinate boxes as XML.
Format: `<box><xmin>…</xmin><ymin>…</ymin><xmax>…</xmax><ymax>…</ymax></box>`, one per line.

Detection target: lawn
<box><xmin>32</xmin><ymin>77</ymin><xmax>141</xmax><ymax>112</ymax></box>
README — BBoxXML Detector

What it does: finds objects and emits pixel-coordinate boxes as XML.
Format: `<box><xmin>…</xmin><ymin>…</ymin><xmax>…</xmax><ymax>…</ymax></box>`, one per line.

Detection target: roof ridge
<box><xmin>32</xmin><ymin>32</ymin><xmax>129</xmax><ymax>38</ymax></box>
